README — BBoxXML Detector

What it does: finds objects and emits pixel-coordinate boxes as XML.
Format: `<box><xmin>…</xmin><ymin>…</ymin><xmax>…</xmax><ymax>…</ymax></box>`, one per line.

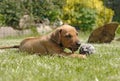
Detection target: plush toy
<box><xmin>79</xmin><ymin>44</ymin><xmax>95</xmax><ymax>55</ymax></box>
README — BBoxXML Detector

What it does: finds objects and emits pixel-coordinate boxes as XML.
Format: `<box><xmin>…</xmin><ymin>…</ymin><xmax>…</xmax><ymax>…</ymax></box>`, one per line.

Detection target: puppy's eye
<box><xmin>65</xmin><ymin>34</ymin><xmax>72</xmax><ymax>38</ymax></box>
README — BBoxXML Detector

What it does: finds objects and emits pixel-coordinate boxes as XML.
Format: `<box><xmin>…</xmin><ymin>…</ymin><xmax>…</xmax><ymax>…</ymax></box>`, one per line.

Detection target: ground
<box><xmin>0</xmin><ymin>32</ymin><xmax>120</xmax><ymax>81</ymax></box>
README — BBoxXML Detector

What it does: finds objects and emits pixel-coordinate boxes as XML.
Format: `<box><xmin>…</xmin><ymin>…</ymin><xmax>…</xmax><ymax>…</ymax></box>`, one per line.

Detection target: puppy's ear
<box><xmin>51</xmin><ymin>28</ymin><xmax>62</xmax><ymax>44</ymax></box>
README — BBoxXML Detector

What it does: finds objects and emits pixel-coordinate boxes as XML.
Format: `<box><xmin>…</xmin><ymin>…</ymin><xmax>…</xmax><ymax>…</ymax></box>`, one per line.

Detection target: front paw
<box><xmin>69</xmin><ymin>54</ymin><xmax>86</xmax><ymax>59</ymax></box>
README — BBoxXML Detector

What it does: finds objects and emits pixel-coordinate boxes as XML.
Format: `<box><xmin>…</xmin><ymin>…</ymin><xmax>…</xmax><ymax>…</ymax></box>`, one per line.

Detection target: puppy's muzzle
<box><xmin>69</xmin><ymin>41</ymin><xmax>81</xmax><ymax>52</ymax></box>
<box><xmin>76</xmin><ymin>41</ymin><xmax>81</xmax><ymax>47</ymax></box>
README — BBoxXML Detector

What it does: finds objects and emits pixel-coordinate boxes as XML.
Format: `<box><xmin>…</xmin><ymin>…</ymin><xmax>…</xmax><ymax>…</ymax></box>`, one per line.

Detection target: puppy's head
<box><xmin>51</xmin><ymin>25</ymin><xmax>81</xmax><ymax>53</ymax></box>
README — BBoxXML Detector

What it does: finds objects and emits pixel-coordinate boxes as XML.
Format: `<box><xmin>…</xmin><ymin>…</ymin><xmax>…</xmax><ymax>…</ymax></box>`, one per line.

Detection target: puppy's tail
<box><xmin>0</xmin><ymin>45</ymin><xmax>19</xmax><ymax>49</ymax></box>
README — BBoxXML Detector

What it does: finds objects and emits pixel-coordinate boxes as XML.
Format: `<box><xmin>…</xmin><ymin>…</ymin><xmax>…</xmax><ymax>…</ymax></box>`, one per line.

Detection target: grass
<box><xmin>0</xmin><ymin>33</ymin><xmax>120</xmax><ymax>81</ymax></box>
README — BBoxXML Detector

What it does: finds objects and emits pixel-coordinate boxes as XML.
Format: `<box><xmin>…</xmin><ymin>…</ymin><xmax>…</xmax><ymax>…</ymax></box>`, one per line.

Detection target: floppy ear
<box><xmin>51</xmin><ymin>28</ymin><xmax>62</xmax><ymax>44</ymax></box>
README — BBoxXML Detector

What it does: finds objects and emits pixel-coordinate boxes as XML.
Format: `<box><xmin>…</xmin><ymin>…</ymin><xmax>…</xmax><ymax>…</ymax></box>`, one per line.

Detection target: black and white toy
<box><xmin>79</xmin><ymin>44</ymin><xmax>95</xmax><ymax>55</ymax></box>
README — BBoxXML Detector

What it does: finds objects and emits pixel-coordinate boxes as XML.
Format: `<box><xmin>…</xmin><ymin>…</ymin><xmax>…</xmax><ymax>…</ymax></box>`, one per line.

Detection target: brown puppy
<box><xmin>0</xmin><ymin>25</ymin><xmax>86</xmax><ymax>58</ymax></box>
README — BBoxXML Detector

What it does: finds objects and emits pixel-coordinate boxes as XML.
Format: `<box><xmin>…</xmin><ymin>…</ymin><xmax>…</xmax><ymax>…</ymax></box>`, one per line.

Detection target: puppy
<box><xmin>0</xmin><ymin>25</ymin><xmax>86</xmax><ymax>58</ymax></box>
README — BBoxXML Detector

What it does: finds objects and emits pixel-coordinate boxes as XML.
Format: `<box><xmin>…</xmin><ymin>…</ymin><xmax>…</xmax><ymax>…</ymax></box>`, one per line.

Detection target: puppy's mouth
<box><xmin>68</xmin><ymin>47</ymin><xmax>79</xmax><ymax>53</ymax></box>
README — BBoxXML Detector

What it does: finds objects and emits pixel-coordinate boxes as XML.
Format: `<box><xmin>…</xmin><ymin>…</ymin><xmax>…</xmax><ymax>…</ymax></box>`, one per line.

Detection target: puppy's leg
<box><xmin>69</xmin><ymin>54</ymin><xmax>86</xmax><ymax>59</ymax></box>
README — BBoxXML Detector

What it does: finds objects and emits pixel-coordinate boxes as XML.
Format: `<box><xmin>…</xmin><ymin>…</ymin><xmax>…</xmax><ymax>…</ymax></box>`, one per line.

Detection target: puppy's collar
<box><xmin>59</xmin><ymin>43</ymin><xmax>63</xmax><ymax>48</ymax></box>
<box><xmin>50</xmin><ymin>38</ymin><xmax>64</xmax><ymax>48</ymax></box>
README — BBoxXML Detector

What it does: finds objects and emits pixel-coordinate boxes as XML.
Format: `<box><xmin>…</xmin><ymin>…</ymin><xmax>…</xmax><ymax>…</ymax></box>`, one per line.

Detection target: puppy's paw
<box><xmin>69</xmin><ymin>54</ymin><xmax>86</xmax><ymax>59</ymax></box>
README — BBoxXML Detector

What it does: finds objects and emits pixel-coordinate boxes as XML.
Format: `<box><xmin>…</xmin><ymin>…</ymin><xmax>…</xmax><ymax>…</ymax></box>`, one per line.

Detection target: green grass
<box><xmin>0</xmin><ymin>33</ymin><xmax>120</xmax><ymax>81</ymax></box>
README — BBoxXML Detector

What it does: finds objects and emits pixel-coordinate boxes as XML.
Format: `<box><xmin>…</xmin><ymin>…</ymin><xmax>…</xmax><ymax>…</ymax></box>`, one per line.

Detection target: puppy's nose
<box><xmin>76</xmin><ymin>41</ymin><xmax>81</xmax><ymax>46</ymax></box>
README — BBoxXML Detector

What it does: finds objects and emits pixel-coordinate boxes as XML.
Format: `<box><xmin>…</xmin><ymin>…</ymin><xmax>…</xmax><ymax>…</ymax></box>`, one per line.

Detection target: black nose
<box><xmin>76</xmin><ymin>41</ymin><xmax>81</xmax><ymax>46</ymax></box>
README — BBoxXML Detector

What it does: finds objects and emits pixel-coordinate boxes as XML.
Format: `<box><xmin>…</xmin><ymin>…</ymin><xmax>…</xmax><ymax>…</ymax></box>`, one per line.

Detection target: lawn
<box><xmin>0</xmin><ymin>33</ymin><xmax>120</xmax><ymax>81</ymax></box>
